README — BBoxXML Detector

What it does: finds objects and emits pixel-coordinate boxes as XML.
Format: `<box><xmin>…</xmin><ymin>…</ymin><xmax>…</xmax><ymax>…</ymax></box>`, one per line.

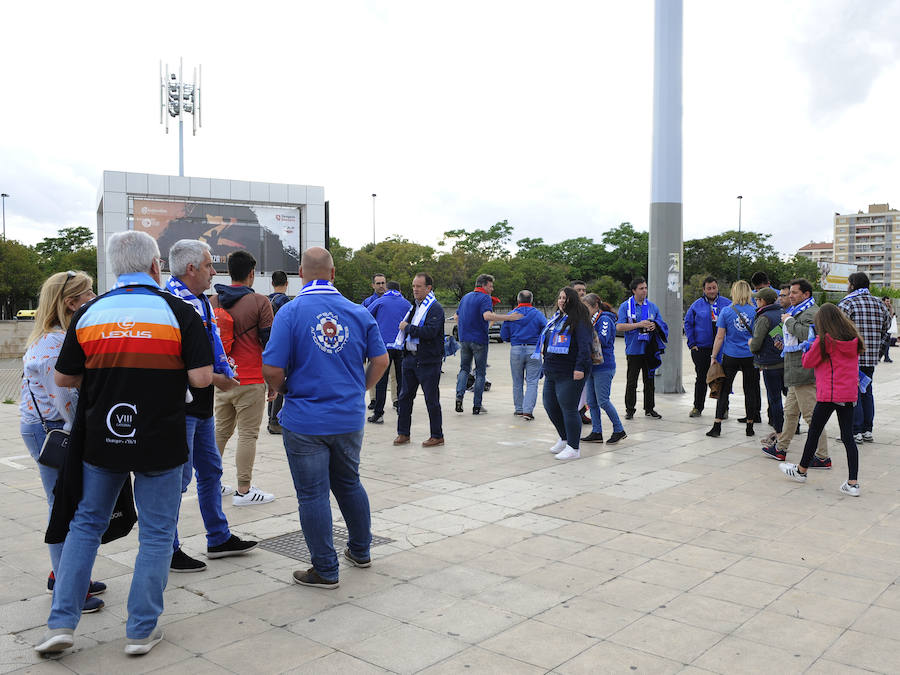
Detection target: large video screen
<box><xmin>132</xmin><ymin>199</ymin><xmax>300</xmax><ymax>274</ymax></box>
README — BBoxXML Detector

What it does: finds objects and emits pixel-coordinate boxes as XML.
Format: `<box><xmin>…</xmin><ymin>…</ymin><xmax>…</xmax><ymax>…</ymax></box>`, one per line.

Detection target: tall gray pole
<box><xmin>179</xmin><ymin>119</ymin><xmax>184</xmax><ymax>177</ymax></box>
<box><xmin>736</xmin><ymin>195</ymin><xmax>743</xmax><ymax>280</ymax></box>
<box><xmin>1</xmin><ymin>193</ymin><xmax>7</xmax><ymax>241</ymax></box>
<box><xmin>372</xmin><ymin>193</ymin><xmax>377</xmax><ymax>245</ymax></box>
<box><xmin>648</xmin><ymin>0</ymin><xmax>684</xmax><ymax>394</ymax></box>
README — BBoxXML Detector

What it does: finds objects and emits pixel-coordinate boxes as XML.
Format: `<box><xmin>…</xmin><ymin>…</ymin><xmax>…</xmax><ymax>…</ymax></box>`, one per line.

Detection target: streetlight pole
<box><xmin>372</xmin><ymin>193</ymin><xmax>377</xmax><ymax>246</ymax></box>
<box><xmin>1</xmin><ymin>193</ymin><xmax>8</xmax><ymax>241</ymax></box>
<box><xmin>736</xmin><ymin>195</ymin><xmax>743</xmax><ymax>281</ymax></box>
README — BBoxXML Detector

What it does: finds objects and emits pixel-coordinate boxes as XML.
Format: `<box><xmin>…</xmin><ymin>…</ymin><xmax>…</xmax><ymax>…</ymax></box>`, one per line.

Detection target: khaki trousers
<box><xmin>777</xmin><ymin>383</ymin><xmax>827</xmax><ymax>459</ymax></box>
<box><xmin>368</xmin><ymin>366</ymin><xmax>398</xmax><ymax>404</ymax></box>
<box><xmin>215</xmin><ymin>383</ymin><xmax>266</xmax><ymax>488</ymax></box>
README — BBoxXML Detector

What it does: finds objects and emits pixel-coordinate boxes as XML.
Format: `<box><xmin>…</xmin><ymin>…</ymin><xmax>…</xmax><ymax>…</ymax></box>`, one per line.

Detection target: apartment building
<box><xmin>797</xmin><ymin>241</ymin><xmax>833</xmax><ymax>263</ymax></box>
<box><xmin>833</xmin><ymin>203</ymin><xmax>900</xmax><ymax>288</ymax></box>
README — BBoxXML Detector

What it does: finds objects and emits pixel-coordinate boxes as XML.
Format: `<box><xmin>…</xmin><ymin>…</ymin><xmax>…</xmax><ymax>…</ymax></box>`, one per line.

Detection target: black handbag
<box><xmin>26</xmin><ymin>379</ymin><xmax>70</xmax><ymax>469</ymax></box>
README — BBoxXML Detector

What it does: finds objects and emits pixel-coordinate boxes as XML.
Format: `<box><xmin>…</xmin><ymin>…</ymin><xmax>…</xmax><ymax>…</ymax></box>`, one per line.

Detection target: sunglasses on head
<box><xmin>60</xmin><ymin>270</ymin><xmax>76</xmax><ymax>297</ymax></box>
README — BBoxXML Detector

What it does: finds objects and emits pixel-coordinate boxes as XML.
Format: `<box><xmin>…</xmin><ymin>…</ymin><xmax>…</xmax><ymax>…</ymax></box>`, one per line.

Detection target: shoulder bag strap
<box><xmin>25</xmin><ymin>377</ymin><xmax>49</xmax><ymax>432</ymax></box>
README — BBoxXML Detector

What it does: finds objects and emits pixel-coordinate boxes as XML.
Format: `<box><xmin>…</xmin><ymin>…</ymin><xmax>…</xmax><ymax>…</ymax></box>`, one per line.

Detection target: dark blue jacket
<box><xmin>398</xmin><ymin>301</ymin><xmax>445</xmax><ymax>365</ymax></box>
<box><xmin>542</xmin><ymin>320</ymin><xmax>593</xmax><ymax>376</ymax></box>
<box><xmin>500</xmin><ymin>305</ymin><xmax>547</xmax><ymax>345</ymax></box>
<box><xmin>368</xmin><ymin>291</ymin><xmax>412</xmax><ymax>347</ymax></box>
<box><xmin>684</xmin><ymin>295</ymin><xmax>731</xmax><ymax>349</ymax></box>
<box><xmin>751</xmin><ymin>303</ymin><xmax>784</xmax><ymax>367</ymax></box>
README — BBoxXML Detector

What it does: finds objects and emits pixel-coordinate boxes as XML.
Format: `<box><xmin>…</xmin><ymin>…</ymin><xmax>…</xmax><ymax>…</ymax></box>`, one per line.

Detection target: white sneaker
<box><xmin>233</xmin><ymin>486</ymin><xmax>274</xmax><ymax>506</ymax></box>
<box><xmin>555</xmin><ymin>446</ymin><xmax>581</xmax><ymax>460</ymax></box>
<box><xmin>549</xmin><ymin>439</ymin><xmax>567</xmax><ymax>453</ymax></box>
<box><xmin>862</xmin><ymin>432</ymin><xmax>874</xmax><ymax>443</ymax></box>
<box><xmin>853</xmin><ymin>433</ymin><xmax>863</xmax><ymax>444</ymax></box>
<box><xmin>840</xmin><ymin>481</ymin><xmax>860</xmax><ymax>497</ymax></box>
<box><xmin>779</xmin><ymin>462</ymin><xmax>807</xmax><ymax>483</ymax></box>
<box><xmin>124</xmin><ymin>628</ymin><xmax>164</xmax><ymax>655</ymax></box>
<box><xmin>221</xmin><ymin>484</ymin><xmax>233</xmax><ymax>496</ymax></box>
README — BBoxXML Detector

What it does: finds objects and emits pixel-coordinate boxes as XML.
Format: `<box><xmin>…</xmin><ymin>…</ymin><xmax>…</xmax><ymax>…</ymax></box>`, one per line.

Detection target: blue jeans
<box><xmin>854</xmin><ymin>365</ymin><xmax>875</xmax><ymax>434</ymax></box>
<box><xmin>542</xmin><ymin>370</ymin><xmax>586</xmax><ymax>449</ymax></box>
<box><xmin>20</xmin><ymin>420</ymin><xmax>65</xmax><ymax>575</ymax></box>
<box><xmin>456</xmin><ymin>341</ymin><xmax>488</xmax><ymax>407</ymax></box>
<box><xmin>49</xmin><ymin>462</ymin><xmax>182</xmax><ymax>639</ymax></box>
<box><xmin>282</xmin><ymin>429</ymin><xmax>371</xmax><ymax>580</ymax></box>
<box><xmin>586</xmin><ymin>368</ymin><xmax>623</xmax><ymax>435</ymax></box>
<box><xmin>174</xmin><ymin>415</ymin><xmax>231</xmax><ymax>551</ymax></box>
<box><xmin>509</xmin><ymin>345</ymin><xmax>541</xmax><ymax>414</ymax></box>
<box><xmin>761</xmin><ymin>368</ymin><xmax>785</xmax><ymax>433</ymax></box>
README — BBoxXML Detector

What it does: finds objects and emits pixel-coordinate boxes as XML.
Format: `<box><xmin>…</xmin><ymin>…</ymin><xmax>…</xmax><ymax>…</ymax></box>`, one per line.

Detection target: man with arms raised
<box><xmin>263</xmin><ymin>248</ymin><xmax>388</xmax><ymax>589</ymax></box>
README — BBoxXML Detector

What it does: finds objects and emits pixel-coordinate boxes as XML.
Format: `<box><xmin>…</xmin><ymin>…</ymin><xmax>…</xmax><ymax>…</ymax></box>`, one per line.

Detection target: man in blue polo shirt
<box><xmin>361</xmin><ymin>273</ymin><xmax>387</xmax><ymax>308</ymax></box>
<box><xmin>500</xmin><ymin>290</ymin><xmax>547</xmax><ymax>420</ymax></box>
<box><xmin>367</xmin><ymin>280</ymin><xmax>412</xmax><ymax>424</ymax></box>
<box><xmin>454</xmin><ymin>274</ymin><xmax>520</xmax><ymax>415</ymax></box>
<box><xmin>262</xmin><ymin>247</ymin><xmax>388</xmax><ymax>589</ymax></box>
<box><xmin>684</xmin><ymin>276</ymin><xmax>731</xmax><ymax>418</ymax></box>
<box><xmin>616</xmin><ymin>277</ymin><xmax>664</xmax><ymax>420</ymax></box>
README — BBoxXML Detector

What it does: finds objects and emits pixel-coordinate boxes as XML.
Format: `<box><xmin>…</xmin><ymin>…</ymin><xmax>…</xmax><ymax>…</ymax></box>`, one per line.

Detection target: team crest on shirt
<box><xmin>311</xmin><ymin>312</ymin><xmax>350</xmax><ymax>354</ymax></box>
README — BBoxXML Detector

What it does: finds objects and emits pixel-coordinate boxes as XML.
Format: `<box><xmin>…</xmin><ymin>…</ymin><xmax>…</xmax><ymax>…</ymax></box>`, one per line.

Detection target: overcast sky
<box><xmin>2</xmin><ymin>0</ymin><xmax>898</xmax><ymax>256</ymax></box>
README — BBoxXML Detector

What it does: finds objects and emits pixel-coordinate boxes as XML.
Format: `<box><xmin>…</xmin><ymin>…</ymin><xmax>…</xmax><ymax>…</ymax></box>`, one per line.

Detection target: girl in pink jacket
<box><xmin>780</xmin><ymin>304</ymin><xmax>865</xmax><ymax>496</ymax></box>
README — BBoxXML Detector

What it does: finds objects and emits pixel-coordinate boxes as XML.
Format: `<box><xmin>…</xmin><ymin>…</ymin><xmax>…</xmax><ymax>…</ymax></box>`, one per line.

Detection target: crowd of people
<box><xmin>19</xmin><ymin>235</ymin><xmax>895</xmax><ymax>657</ymax></box>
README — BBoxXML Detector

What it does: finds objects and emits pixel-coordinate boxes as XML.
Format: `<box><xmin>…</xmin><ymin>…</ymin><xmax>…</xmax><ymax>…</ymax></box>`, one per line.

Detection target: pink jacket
<box><xmin>801</xmin><ymin>335</ymin><xmax>860</xmax><ymax>403</ymax></box>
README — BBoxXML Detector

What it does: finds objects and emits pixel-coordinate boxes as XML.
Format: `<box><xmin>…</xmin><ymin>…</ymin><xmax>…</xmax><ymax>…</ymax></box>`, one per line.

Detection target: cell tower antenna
<box><xmin>159</xmin><ymin>58</ymin><xmax>202</xmax><ymax>177</ymax></box>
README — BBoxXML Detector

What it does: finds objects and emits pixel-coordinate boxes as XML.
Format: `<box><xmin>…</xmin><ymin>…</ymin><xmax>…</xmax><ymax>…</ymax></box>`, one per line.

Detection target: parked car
<box><xmin>16</xmin><ymin>309</ymin><xmax>36</xmax><ymax>320</ymax></box>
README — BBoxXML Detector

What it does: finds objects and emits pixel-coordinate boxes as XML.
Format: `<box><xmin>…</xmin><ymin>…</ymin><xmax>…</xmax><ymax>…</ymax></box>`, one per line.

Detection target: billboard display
<box><xmin>817</xmin><ymin>261</ymin><xmax>858</xmax><ymax>291</ymax></box>
<box><xmin>132</xmin><ymin>199</ymin><xmax>300</xmax><ymax>274</ymax></box>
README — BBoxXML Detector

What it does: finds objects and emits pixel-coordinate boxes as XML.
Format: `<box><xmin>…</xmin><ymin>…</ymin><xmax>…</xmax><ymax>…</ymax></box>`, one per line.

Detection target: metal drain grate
<box><xmin>258</xmin><ymin>527</ymin><xmax>394</xmax><ymax>564</ymax></box>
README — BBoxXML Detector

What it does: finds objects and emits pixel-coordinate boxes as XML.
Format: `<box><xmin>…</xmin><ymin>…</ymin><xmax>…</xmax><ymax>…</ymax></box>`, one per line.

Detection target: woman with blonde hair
<box><xmin>19</xmin><ymin>270</ymin><xmax>105</xmax><ymax>612</ymax></box>
<box><xmin>707</xmin><ymin>279</ymin><xmax>761</xmax><ymax>438</ymax></box>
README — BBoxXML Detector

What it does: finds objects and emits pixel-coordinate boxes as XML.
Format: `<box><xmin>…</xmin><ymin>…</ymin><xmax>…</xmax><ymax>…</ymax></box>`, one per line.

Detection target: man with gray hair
<box><xmin>500</xmin><ymin>290</ymin><xmax>548</xmax><ymax>420</ymax></box>
<box><xmin>35</xmin><ymin>230</ymin><xmax>214</xmax><ymax>656</ymax></box>
<box><xmin>164</xmin><ymin>240</ymin><xmax>257</xmax><ymax>573</ymax></box>
<box><xmin>454</xmin><ymin>273</ymin><xmax>520</xmax><ymax>415</ymax></box>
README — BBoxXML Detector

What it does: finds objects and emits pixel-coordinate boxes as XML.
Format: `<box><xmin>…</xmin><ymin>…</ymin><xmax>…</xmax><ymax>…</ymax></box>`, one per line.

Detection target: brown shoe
<box><xmin>392</xmin><ymin>435</ymin><xmax>411</xmax><ymax>445</ymax></box>
<box><xmin>421</xmin><ymin>437</ymin><xmax>444</xmax><ymax>447</ymax></box>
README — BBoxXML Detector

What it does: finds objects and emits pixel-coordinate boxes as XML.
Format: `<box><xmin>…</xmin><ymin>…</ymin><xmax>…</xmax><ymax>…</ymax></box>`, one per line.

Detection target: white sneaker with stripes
<box><xmin>233</xmin><ymin>486</ymin><xmax>274</xmax><ymax>506</ymax></box>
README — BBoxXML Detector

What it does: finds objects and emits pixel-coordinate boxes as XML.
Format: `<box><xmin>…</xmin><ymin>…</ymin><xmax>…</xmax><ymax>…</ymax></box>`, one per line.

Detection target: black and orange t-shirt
<box><xmin>56</xmin><ymin>280</ymin><xmax>213</xmax><ymax>472</ymax></box>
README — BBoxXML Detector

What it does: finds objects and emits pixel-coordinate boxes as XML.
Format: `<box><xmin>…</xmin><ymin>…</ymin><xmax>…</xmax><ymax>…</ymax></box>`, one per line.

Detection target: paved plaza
<box><xmin>2</xmin><ymin>339</ymin><xmax>899</xmax><ymax>674</ymax></box>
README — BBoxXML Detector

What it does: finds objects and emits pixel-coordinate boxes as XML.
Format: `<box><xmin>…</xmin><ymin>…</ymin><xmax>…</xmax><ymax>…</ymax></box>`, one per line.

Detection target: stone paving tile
<box><xmin>693</xmin><ymin>636</ymin><xmax>816</xmax><ymax>674</ymax></box>
<box><xmin>478</xmin><ymin>619</ymin><xmax>598</xmax><ymax>670</ymax></box>
<box><xmin>4</xmin><ymin>343</ymin><xmax>900</xmax><ymax>672</ymax></box>
<box><xmin>342</xmin><ymin>624</ymin><xmax>466</xmax><ymax>674</ymax></box>
<box><xmin>554</xmin><ymin>640</ymin><xmax>684</xmax><ymax>675</ymax></box>
<box><xmin>607</xmin><ymin>614</ymin><xmax>725</xmax><ymax>663</ymax></box>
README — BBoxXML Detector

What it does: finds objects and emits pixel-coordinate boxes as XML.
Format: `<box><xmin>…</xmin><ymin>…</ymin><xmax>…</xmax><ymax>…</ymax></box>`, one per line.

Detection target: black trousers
<box><xmin>714</xmin><ymin>355</ymin><xmax>761</xmax><ymax>421</ymax></box>
<box><xmin>800</xmin><ymin>402</ymin><xmax>858</xmax><ymax>481</ymax></box>
<box><xmin>373</xmin><ymin>349</ymin><xmax>404</xmax><ymax>416</ymax></box>
<box><xmin>625</xmin><ymin>353</ymin><xmax>655</xmax><ymax>413</ymax></box>
<box><xmin>690</xmin><ymin>346</ymin><xmax>712</xmax><ymax>410</ymax></box>
<box><xmin>397</xmin><ymin>356</ymin><xmax>443</xmax><ymax>439</ymax></box>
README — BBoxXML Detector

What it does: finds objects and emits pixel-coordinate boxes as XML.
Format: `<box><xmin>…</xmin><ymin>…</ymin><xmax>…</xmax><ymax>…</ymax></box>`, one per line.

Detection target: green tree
<box><xmin>35</xmin><ymin>226</ymin><xmax>95</xmax><ymax>274</ymax></box>
<box><xmin>0</xmin><ymin>239</ymin><xmax>43</xmax><ymax>318</ymax></box>
<box><xmin>590</xmin><ymin>275</ymin><xmax>629</xmax><ymax>308</ymax></box>
<box><xmin>441</xmin><ymin>221</ymin><xmax>513</xmax><ymax>260</ymax></box>
<box><xmin>508</xmin><ymin>257</ymin><xmax>570</xmax><ymax>306</ymax></box>
<box><xmin>600</xmin><ymin>222</ymin><xmax>648</xmax><ymax>287</ymax></box>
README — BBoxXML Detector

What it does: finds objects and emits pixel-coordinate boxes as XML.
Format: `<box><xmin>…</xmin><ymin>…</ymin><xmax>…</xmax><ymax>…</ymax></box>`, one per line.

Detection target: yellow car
<box><xmin>16</xmin><ymin>309</ymin><xmax>37</xmax><ymax>320</ymax></box>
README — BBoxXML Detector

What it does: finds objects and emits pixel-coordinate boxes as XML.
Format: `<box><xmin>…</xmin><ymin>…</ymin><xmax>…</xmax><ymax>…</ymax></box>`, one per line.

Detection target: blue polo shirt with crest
<box><xmin>263</xmin><ymin>280</ymin><xmax>386</xmax><ymax>435</ymax></box>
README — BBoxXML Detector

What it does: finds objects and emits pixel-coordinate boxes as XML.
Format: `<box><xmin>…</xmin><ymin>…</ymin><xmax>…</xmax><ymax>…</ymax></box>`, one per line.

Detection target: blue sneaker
<box><xmin>47</xmin><ymin>572</ymin><xmax>106</xmax><ymax>596</ymax></box>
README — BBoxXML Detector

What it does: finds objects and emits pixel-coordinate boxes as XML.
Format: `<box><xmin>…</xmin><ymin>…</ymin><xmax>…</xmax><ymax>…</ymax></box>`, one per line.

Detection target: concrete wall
<box><xmin>0</xmin><ymin>321</ymin><xmax>33</xmax><ymax>359</ymax></box>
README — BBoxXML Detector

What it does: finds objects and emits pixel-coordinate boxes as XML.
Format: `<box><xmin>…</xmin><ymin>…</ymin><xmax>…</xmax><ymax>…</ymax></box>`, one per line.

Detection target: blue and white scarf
<box><xmin>298</xmin><ymin>279</ymin><xmax>341</xmax><ymax>296</ymax></box>
<box><xmin>627</xmin><ymin>296</ymin><xmax>652</xmax><ymax>342</ymax></box>
<box><xmin>786</xmin><ymin>295</ymin><xmax>815</xmax><ymax>317</ymax></box>
<box><xmin>841</xmin><ymin>288</ymin><xmax>870</xmax><ymax>303</ymax></box>
<box><xmin>393</xmin><ymin>291</ymin><xmax>435</xmax><ymax>349</ymax></box>
<box><xmin>165</xmin><ymin>275</ymin><xmax>235</xmax><ymax>378</ymax></box>
<box><xmin>382</xmin><ymin>289</ymin><xmax>402</xmax><ymax>299</ymax></box>
<box><xmin>531</xmin><ymin>311</ymin><xmax>563</xmax><ymax>360</ymax></box>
